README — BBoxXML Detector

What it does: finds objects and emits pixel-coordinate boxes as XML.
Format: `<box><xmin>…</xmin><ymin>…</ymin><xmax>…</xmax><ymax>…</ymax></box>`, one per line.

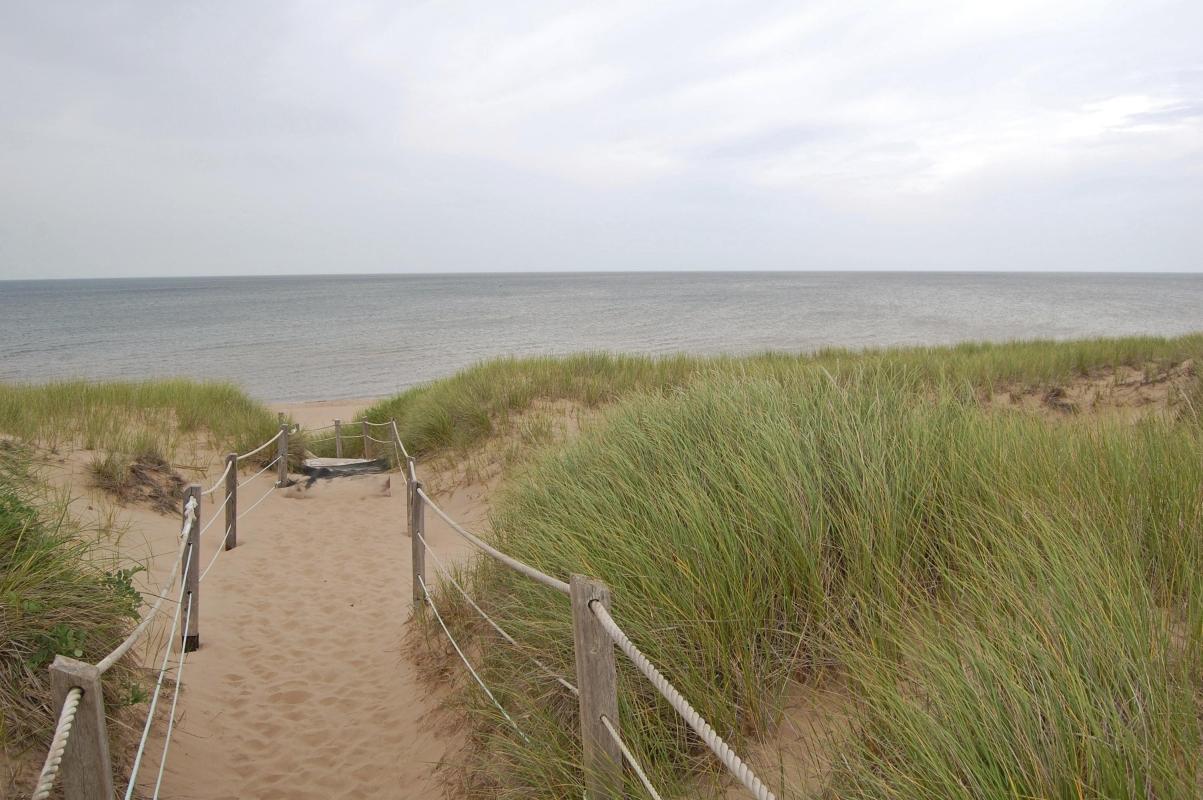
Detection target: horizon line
<box><xmin>3</xmin><ymin>266</ymin><xmax>1203</xmax><ymax>282</ymax></box>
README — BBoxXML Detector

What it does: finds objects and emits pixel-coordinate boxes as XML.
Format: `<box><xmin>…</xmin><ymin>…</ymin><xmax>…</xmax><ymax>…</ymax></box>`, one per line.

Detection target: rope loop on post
<box><xmin>29</xmin><ymin>686</ymin><xmax>83</xmax><ymax>800</ymax></box>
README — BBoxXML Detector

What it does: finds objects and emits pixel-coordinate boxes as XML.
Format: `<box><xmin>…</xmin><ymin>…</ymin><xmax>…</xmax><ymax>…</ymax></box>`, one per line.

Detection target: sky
<box><xmin>0</xmin><ymin>1</ymin><xmax>1200</xmax><ymax>279</ymax></box>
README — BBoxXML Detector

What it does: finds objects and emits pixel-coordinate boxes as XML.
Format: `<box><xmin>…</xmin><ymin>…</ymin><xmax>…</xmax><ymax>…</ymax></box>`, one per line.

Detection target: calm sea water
<box><xmin>1</xmin><ymin>272</ymin><xmax>1201</xmax><ymax>403</ymax></box>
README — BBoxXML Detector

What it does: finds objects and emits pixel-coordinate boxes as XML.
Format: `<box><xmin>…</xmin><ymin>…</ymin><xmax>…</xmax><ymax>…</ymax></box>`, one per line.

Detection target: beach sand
<box><xmin>48</xmin><ymin>399</ymin><xmax>480</xmax><ymax>799</ymax></box>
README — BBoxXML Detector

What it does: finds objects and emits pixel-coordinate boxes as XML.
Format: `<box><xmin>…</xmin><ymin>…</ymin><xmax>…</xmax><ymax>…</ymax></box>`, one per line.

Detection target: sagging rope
<box><xmin>589</xmin><ymin>602</ymin><xmax>777</xmax><ymax>800</ymax></box>
<box><xmin>95</xmin><ymin>497</ymin><xmax>196</xmax><ymax>674</ymax></box>
<box><xmin>237</xmin><ymin>456</ymin><xmax>279</xmax><ymax>490</ymax></box>
<box><xmin>417</xmin><ymin>488</ymin><xmax>569</xmax><ymax>595</ymax></box>
<box><xmin>199</xmin><ymin>525</ymin><xmax>232</xmax><ymax>582</ymax></box>
<box><xmin>199</xmin><ymin>459</ymin><xmax>232</xmax><ymax>496</ymax></box>
<box><xmin>29</xmin><ymin>687</ymin><xmax>82</xmax><ymax>800</ymax></box>
<box><xmin>417</xmin><ymin>574</ymin><xmax>529</xmax><ymax>741</ymax></box>
<box><xmin>390</xmin><ymin>420</ymin><xmax>411</xmax><ymax>459</ymax></box>
<box><xmin>150</xmin><ymin>594</ymin><xmax>194</xmax><ymax>799</ymax></box>
<box><xmin>236</xmin><ymin>429</ymin><xmax>282</xmax><ymax>462</ymax></box>
<box><xmin>197</xmin><ymin>491</ymin><xmax>231</xmax><ymax>537</ymax></box>
<box><xmin>237</xmin><ymin>482</ymin><xmax>277</xmax><ymax>522</ymax></box>
<box><xmin>601</xmin><ymin>714</ymin><xmax>664</xmax><ymax>800</ymax></box>
<box><xmin>124</xmin><ymin>546</ymin><xmax>193</xmax><ymax>800</ymax></box>
<box><xmin>416</xmin><ymin>528</ymin><xmax>577</xmax><ymax>695</ymax></box>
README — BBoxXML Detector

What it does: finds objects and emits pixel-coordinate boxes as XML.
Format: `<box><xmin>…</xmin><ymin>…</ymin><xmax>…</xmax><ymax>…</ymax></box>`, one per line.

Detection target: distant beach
<box><xmin>2</xmin><ymin>271</ymin><xmax>1202</xmax><ymax>402</ymax></box>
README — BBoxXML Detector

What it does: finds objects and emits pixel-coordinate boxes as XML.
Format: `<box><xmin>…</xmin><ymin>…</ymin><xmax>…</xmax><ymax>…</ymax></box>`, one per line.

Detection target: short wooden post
<box><xmin>362</xmin><ymin>420</ymin><xmax>372</xmax><ymax>459</ymax></box>
<box><xmin>182</xmin><ymin>485</ymin><xmax>201</xmax><ymax>652</ymax></box>
<box><xmin>223</xmin><ymin>452</ymin><xmax>238</xmax><ymax>550</ymax></box>
<box><xmin>411</xmin><ymin>480</ymin><xmax>425</xmax><ymax>606</ymax></box>
<box><xmin>276</xmin><ymin>421</ymin><xmax>289</xmax><ymax>486</ymax></box>
<box><xmin>571</xmin><ymin>574</ymin><xmax>622</xmax><ymax>798</ymax></box>
<box><xmin>49</xmin><ymin>656</ymin><xmax>114</xmax><ymax>800</ymax></box>
<box><xmin>334</xmin><ymin>418</ymin><xmax>343</xmax><ymax>458</ymax></box>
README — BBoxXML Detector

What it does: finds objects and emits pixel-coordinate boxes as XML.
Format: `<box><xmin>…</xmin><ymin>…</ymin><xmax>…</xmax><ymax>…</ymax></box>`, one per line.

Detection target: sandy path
<box><xmin>116</xmin><ymin>404</ymin><xmax>481</xmax><ymax>799</ymax></box>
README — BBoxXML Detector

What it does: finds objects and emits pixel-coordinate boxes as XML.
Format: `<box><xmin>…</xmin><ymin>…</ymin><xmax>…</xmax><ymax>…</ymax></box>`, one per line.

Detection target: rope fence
<box><xmin>29</xmin><ymin>423</ymin><xmax>286</xmax><ymax>800</ymax></box>
<box><xmin>407</xmin><ymin>428</ymin><xmax>776</xmax><ymax>800</ymax></box>
<box><xmin>33</xmin><ymin>416</ymin><xmax>775</xmax><ymax>800</ymax></box>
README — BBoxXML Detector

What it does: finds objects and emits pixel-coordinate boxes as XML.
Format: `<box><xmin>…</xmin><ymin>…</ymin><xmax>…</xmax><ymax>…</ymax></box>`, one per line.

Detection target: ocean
<box><xmin>1</xmin><ymin>272</ymin><xmax>1201</xmax><ymax>403</ymax></box>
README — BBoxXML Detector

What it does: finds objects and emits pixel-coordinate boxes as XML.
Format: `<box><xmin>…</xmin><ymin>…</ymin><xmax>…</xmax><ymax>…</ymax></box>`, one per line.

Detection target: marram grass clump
<box><xmin>422</xmin><ymin>354</ymin><xmax>1203</xmax><ymax>798</ymax></box>
<box><xmin>0</xmin><ymin>444</ymin><xmax>144</xmax><ymax>787</ymax></box>
<box><xmin>0</xmin><ymin>378</ymin><xmax>283</xmax><ymax>465</ymax></box>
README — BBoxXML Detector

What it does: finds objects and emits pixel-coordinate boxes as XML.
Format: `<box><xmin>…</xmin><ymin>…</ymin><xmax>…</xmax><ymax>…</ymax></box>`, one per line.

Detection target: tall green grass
<box><xmin>361</xmin><ymin>334</ymin><xmax>1203</xmax><ymax>459</ymax></box>
<box><xmin>0</xmin><ymin>443</ymin><xmax>143</xmax><ymax>789</ymax></box>
<box><xmin>0</xmin><ymin>379</ymin><xmax>287</xmax><ymax>476</ymax></box>
<box><xmin>421</xmin><ymin>351</ymin><xmax>1203</xmax><ymax>797</ymax></box>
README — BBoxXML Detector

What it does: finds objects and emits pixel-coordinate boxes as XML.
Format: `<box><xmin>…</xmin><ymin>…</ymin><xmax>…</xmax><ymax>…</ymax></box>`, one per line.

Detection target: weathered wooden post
<box><xmin>48</xmin><ymin>657</ymin><xmax>114</xmax><ymax>799</ymax></box>
<box><xmin>362</xmin><ymin>420</ymin><xmax>372</xmax><ymax>459</ymax></box>
<box><xmin>182</xmin><ymin>485</ymin><xmax>201</xmax><ymax>652</ymax></box>
<box><xmin>405</xmin><ymin>456</ymin><xmax>416</xmax><ymax>529</ymax></box>
<box><xmin>276</xmin><ymin>419</ymin><xmax>289</xmax><ymax>486</ymax></box>
<box><xmin>334</xmin><ymin>418</ymin><xmax>343</xmax><ymax>458</ymax></box>
<box><xmin>224</xmin><ymin>452</ymin><xmax>237</xmax><ymax>550</ymax></box>
<box><xmin>410</xmin><ymin>480</ymin><xmax>425</xmax><ymax>606</ymax></box>
<box><xmin>571</xmin><ymin>575</ymin><xmax>622</xmax><ymax>799</ymax></box>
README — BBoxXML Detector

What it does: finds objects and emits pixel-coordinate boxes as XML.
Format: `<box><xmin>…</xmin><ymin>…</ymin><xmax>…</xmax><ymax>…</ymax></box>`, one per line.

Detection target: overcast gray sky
<box><xmin>1</xmin><ymin>1</ymin><xmax>1200</xmax><ymax>279</ymax></box>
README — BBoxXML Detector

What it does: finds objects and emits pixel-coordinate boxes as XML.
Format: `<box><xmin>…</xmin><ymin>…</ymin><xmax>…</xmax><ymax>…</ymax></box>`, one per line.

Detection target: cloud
<box><xmin>0</xmin><ymin>0</ymin><xmax>1200</xmax><ymax>277</ymax></box>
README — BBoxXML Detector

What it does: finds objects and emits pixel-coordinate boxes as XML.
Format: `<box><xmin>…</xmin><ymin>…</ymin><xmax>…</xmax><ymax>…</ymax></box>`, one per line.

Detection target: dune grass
<box><xmin>0</xmin><ymin>379</ymin><xmax>282</xmax><ymax>461</ymax></box>
<box><xmin>359</xmin><ymin>334</ymin><xmax>1203</xmax><ymax>461</ymax></box>
<box><xmin>400</xmin><ymin>338</ymin><xmax>1203</xmax><ymax>798</ymax></box>
<box><xmin>0</xmin><ymin>442</ymin><xmax>143</xmax><ymax>787</ymax></box>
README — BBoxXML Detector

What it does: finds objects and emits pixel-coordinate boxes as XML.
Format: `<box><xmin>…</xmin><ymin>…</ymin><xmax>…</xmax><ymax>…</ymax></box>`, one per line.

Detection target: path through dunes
<box><xmin>128</xmin><ymin>462</ymin><xmax>482</xmax><ymax>799</ymax></box>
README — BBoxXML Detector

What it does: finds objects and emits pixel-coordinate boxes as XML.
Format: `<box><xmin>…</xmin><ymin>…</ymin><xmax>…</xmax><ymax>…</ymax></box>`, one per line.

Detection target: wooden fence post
<box><xmin>49</xmin><ymin>656</ymin><xmax>114</xmax><ymax>800</ymax></box>
<box><xmin>570</xmin><ymin>574</ymin><xmax>622</xmax><ymax>799</ymax></box>
<box><xmin>182</xmin><ymin>485</ymin><xmax>201</xmax><ymax>652</ymax></box>
<box><xmin>405</xmin><ymin>456</ymin><xmax>416</xmax><ymax>530</ymax></box>
<box><xmin>276</xmin><ymin>420</ymin><xmax>289</xmax><ymax>486</ymax></box>
<box><xmin>224</xmin><ymin>452</ymin><xmax>237</xmax><ymax>550</ymax></box>
<box><xmin>362</xmin><ymin>420</ymin><xmax>372</xmax><ymax>459</ymax></box>
<box><xmin>411</xmin><ymin>480</ymin><xmax>425</xmax><ymax>606</ymax></box>
<box><xmin>334</xmin><ymin>418</ymin><xmax>343</xmax><ymax>458</ymax></box>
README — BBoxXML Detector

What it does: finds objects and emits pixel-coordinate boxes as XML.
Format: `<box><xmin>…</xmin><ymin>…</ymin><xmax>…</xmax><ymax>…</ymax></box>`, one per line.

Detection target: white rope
<box><xmin>589</xmin><ymin>602</ymin><xmax>777</xmax><ymax>800</ymax></box>
<box><xmin>199</xmin><ymin>459</ymin><xmax>233</xmax><ymax>496</ymax></box>
<box><xmin>417</xmin><ymin>488</ymin><xmax>569</xmax><ymax>595</ymax></box>
<box><xmin>601</xmin><ymin>715</ymin><xmax>665</xmax><ymax>800</ymax></box>
<box><xmin>417</xmin><ymin>528</ymin><xmax>577</xmax><ymax>695</ymax></box>
<box><xmin>97</xmin><ymin>497</ymin><xmax>196</xmax><ymax>673</ymax></box>
<box><xmin>150</xmin><ymin>593</ymin><xmax>193</xmax><ymax>799</ymax></box>
<box><xmin>236</xmin><ymin>429</ymin><xmax>282</xmax><ymax>462</ymax></box>
<box><xmin>97</xmin><ymin>539</ymin><xmax>187</xmax><ymax>673</ymax></box>
<box><xmin>124</xmin><ymin>545</ymin><xmax>193</xmax><ymax>800</ymax></box>
<box><xmin>29</xmin><ymin>687</ymin><xmax>83</xmax><ymax>800</ymax></box>
<box><xmin>390</xmin><ymin>440</ymin><xmax>410</xmax><ymax>485</ymax></box>
<box><xmin>365</xmin><ymin>434</ymin><xmax>392</xmax><ymax>446</ymax></box>
<box><xmin>237</xmin><ymin>483</ymin><xmax>277</xmax><ymax>522</ymax></box>
<box><xmin>197</xmin><ymin>492</ymin><xmax>231</xmax><ymax>537</ymax></box>
<box><xmin>237</xmin><ymin>456</ymin><xmax>279</xmax><ymax>489</ymax></box>
<box><xmin>362</xmin><ymin>419</ymin><xmax>392</xmax><ymax>427</ymax></box>
<box><xmin>390</xmin><ymin>420</ymin><xmax>411</xmax><ymax>459</ymax></box>
<box><xmin>418</xmin><ymin>574</ymin><xmax>528</xmax><ymax>741</ymax></box>
<box><xmin>199</xmin><ymin>525</ymin><xmax>233</xmax><ymax>582</ymax></box>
